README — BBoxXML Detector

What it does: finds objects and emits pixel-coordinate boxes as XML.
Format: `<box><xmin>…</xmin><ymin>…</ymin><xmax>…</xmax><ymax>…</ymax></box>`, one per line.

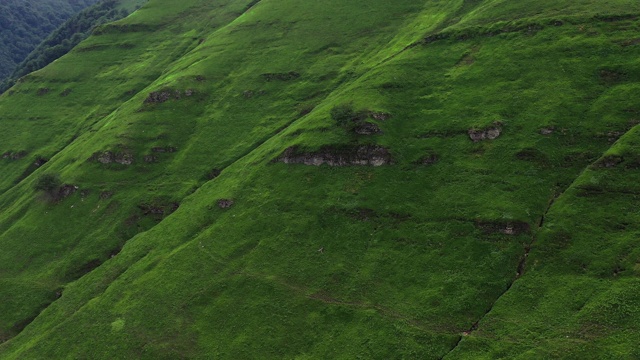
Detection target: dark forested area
<box><xmin>0</xmin><ymin>0</ymin><xmax>99</xmax><ymax>82</ymax></box>
<box><xmin>3</xmin><ymin>1</ymin><xmax>130</xmax><ymax>91</ymax></box>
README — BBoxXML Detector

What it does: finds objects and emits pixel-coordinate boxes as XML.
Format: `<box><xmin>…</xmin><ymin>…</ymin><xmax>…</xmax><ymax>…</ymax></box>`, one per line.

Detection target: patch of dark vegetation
<box><xmin>331</xmin><ymin>104</ymin><xmax>367</xmax><ymax>127</ymax></box>
<box><xmin>275</xmin><ymin>145</ymin><xmax>392</xmax><ymax>167</ymax></box>
<box><xmin>14</xmin><ymin>156</ymin><xmax>49</xmax><ymax>184</ymax></box>
<box><xmin>33</xmin><ymin>157</ymin><xmax>48</xmax><ymax>167</ymax></box>
<box><xmin>475</xmin><ymin>220</ymin><xmax>530</xmax><ymax>236</ymax></box>
<box><xmin>206</xmin><ymin>168</ymin><xmax>222</xmax><ymax>180</ymax></box>
<box><xmin>330</xmin><ymin>104</ymin><xmax>390</xmax><ymax>135</ymax></box>
<box><xmin>515</xmin><ymin>148</ymin><xmax>549</xmax><ymax>166</ymax></box>
<box><xmin>89</xmin><ymin>150</ymin><xmax>134</xmax><ymax>165</ymax></box>
<box><xmin>575</xmin><ymin>184</ymin><xmax>605</xmax><ymax>197</ymax></box>
<box><xmin>217</xmin><ymin>199</ymin><xmax>234</xmax><ymax>209</ymax></box>
<box><xmin>241</xmin><ymin>0</ymin><xmax>261</xmax><ymax>13</ymax></box>
<box><xmin>379</xmin><ymin>82</ymin><xmax>403</xmax><ymax>90</ymax></box>
<box><xmin>418</xmin><ymin>154</ymin><xmax>439</xmax><ymax>166</ymax></box>
<box><xmin>195</xmin><ymin>75</ymin><xmax>206</xmax><ymax>82</ymax></box>
<box><xmin>340</xmin><ymin>207</ymin><xmax>412</xmax><ymax>225</ymax></box>
<box><xmin>261</xmin><ymin>71</ymin><xmax>300</xmax><ymax>81</ymax></box>
<box><xmin>8</xmin><ymin>284</ymin><xmax>59</xmax><ymax>340</ymax></box>
<box><xmin>421</xmin><ymin>16</ymin><xmax>636</xmax><ymax>48</ymax></box>
<box><xmin>144</xmin><ymin>88</ymin><xmax>195</xmax><ymax>104</ymax></box>
<box><xmin>151</xmin><ymin>146</ymin><xmax>177</xmax><ymax>153</ymax></box>
<box><xmin>619</xmin><ymin>38</ymin><xmax>640</xmax><ymax>47</ymax></box>
<box><xmin>137</xmin><ymin>201</ymin><xmax>180</xmax><ymax>217</ymax></box>
<box><xmin>594</xmin><ymin>14</ymin><xmax>638</xmax><ymax>22</ymax></box>
<box><xmin>93</xmin><ymin>23</ymin><xmax>158</xmax><ymax>35</ymax></box>
<box><xmin>143</xmin><ymin>155</ymin><xmax>157</xmax><ymax>163</ymax></box>
<box><xmin>297</xmin><ymin>103</ymin><xmax>316</xmax><ymax>117</ymax></box>
<box><xmin>34</xmin><ymin>174</ymin><xmax>78</xmax><ymax>202</ymax></box>
<box><xmin>100</xmin><ymin>191</ymin><xmax>114</xmax><ymax>200</ymax></box>
<box><xmin>36</xmin><ymin>88</ymin><xmax>49</xmax><ymax>96</ymax></box>
<box><xmin>418</xmin><ymin>129</ymin><xmax>466</xmax><ymax>138</ymax></box>
<box><xmin>2</xmin><ymin>150</ymin><xmax>27</xmax><ymax>160</ymax></box>
<box><xmin>599</xmin><ymin>68</ymin><xmax>627</xmax><ymax>85</ymax></box>
<box><xmin>592</xmin><ymin>155</ymin><xmax>624</xmax><ymax>168</ymax></box>
<box><xmin>468</xmin><ymin>124</ymin><xmax>502</xmax><ymax>142</ymax></box>
<box><xmin>562</xmin><ymin>151</ymin><xmax>599</xmax><ymax>168</ymax></box>
<box><xmin>60</xmin><ymin>88</ymin><xmax>72</xmax><ymax>97</ymax></box>
<box><xmin>66</xmin><ymin>259</ymin><xmax>102</xmax><ymax>281</ymax></box>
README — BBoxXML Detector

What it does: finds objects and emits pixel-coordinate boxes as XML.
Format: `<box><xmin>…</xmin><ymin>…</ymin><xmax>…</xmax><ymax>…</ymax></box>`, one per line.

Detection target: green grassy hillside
<box><xmin>1</xmin><ymin>0</ymin><xmax>640</xmax><ymax>358</ymax></box>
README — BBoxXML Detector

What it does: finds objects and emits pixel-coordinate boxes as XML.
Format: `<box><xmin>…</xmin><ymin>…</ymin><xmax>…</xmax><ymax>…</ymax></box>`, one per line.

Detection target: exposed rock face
<box><xmin>369</xmin><ymin>111</ymin><xmax>392</xmax><ymax>121</ymax></box>
<box><xmin>90</xmin><ymin>151</ymin><xmax>134</xmax><ymax>165</ymax></box>
<box><xmin>468</xmin><ymin>126</ymin><xmax>502</xmax><ymax>142</ymax></box>
<box><xmin>539</xmin><ymin>127</ymin><xmax>555</xmax><ymax>135</ymax></box>
<box><xmin>144</xmin><ymin>89</ymin><xmax>194</xmax><ymax>104</ymax></box>
<box><xmin>58</xmin><ymin>184</ymin><xmax>78</xmax><ymax>199</ymax></box>
<box><xmin>276</xmin><ymin>145</ymin><xmax>392</xmax><ymax>167</ymax></box>
<box><xmin>354</xmin><ymin>122</ymin><xmax>381</xmax><ymax>135</ymax></box>
<box><xmin>217</xmin><ymin>199</ymin><xmax>234</xmax><ymax>209</ymax></box>
<box><xmin>2</xmin><ymin>151</ymin><xmax>27</xmax><ymax>160</ymax></box>
<box><xmin>138</xmin><ymin>202</ymin><xmax>180</xmax><ymax>216</ymax></box>
<box><xmin>143</xmin><ymin>155</ymin><xmax>157</xmax><ymax>163</ymax></box>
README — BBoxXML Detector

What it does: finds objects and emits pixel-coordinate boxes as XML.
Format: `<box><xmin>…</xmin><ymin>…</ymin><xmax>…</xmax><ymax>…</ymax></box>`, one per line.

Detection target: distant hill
<box><xmin>1</xmin><ymin>0</ymin><xmax>146</xmax><ymax>92</ymax></box>
<box><xmin>0</xmin><ymin>0</ymin><xmax>100</xmax><ymax>81</ymax></box>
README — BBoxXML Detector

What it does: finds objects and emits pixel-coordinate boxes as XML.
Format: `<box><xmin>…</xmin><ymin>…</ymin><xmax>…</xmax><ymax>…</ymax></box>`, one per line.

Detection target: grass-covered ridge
<box><xmin>1</xmin><ymin>0</ymin><xmax>640</xmax><ymax>358</ymax></box>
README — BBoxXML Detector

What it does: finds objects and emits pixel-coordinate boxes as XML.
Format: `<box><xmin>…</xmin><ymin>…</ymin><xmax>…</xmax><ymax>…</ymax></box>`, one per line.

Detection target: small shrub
<box><xmin>330</xmin><ymin>104</ymin><xmax>368</xmax><ymax>130</ymax></box>
<box><xmin>34</xmin><ymin>174</ymin><xmax>60</xmax><ymax>195</ymax></box>
<box><xmin>331</xmin><ymin>104</ymin><xmax>356</xmax><ymax>127</ymax></box>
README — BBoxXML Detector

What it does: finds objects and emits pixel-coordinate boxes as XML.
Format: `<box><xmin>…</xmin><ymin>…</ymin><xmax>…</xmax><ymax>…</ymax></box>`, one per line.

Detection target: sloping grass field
<box><xmin>1</xmin><ymin>0</ymin><xmax>640</xmax><ymax>358</ymax></box>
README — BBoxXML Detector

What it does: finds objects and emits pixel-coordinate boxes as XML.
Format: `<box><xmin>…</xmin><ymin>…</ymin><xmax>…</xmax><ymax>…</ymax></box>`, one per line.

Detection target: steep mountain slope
<box><xmin>0</xmin><ymin>0</ymin><xmax>100</xmax><ymax>81</ymax></box>
<box><xmin>1</xmin><ymin>0</ymin><xmax>640</xmax><ymax>358</ymax></box>
<box><xmin>0</xmin><ymin>0</ymin><xmax>147</xmax><ymax>92</ymax></box>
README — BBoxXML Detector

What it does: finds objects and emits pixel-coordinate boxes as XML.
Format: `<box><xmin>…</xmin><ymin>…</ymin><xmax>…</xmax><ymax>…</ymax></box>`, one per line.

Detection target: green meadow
<box><xmin>1</xmin><ymin>0</ymin><xmax>640</xmax><ymax>358</ymax></box>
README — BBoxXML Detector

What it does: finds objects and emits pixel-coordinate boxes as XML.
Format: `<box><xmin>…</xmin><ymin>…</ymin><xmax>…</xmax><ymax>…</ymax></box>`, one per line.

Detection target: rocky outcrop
<box><xmin>2</xmin><ymin>151</ymin><xmax>27</xmax><ymax>160</ymax></box>
<box><xmin>354</xmin><ymin>122</ymin><xmax>381</xmax><ymax>135</ymax></box>
<box><xmin>58</xmin><ymin>184</ymin><xmax>78</xmax><ymax>199</ymax></box>
<box><xmin>275</xmin><ymin>145</ymin><xmax>392</xmax><ymax>166</ymax></box>
<box><xmin>90</xmin><ymin>151</ymin><xmax>134</xmax><ymax>165</ymax></box>
<box><xmin>217</xmin><ymin>199</ymin><xmax>234</xmax><ymax>209</ymax></box>
<box><xmin>468</xmin><ymin>126</ymin><xmax>502</xmax><ymax>142</ymax></box>
<box><xmin>144</xmin><ymin>89</ymin><xmax>195</xmax><ymax>104</ymax></box>
<box><xmin>539</xmin><ymin>127</ymin><xmax>555</xmax><ymax>135</ymax></box>
<box><xmin>369</xmin><ymin>111</ymin><xmax>392</xmax><ymax>121</ymax></box>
